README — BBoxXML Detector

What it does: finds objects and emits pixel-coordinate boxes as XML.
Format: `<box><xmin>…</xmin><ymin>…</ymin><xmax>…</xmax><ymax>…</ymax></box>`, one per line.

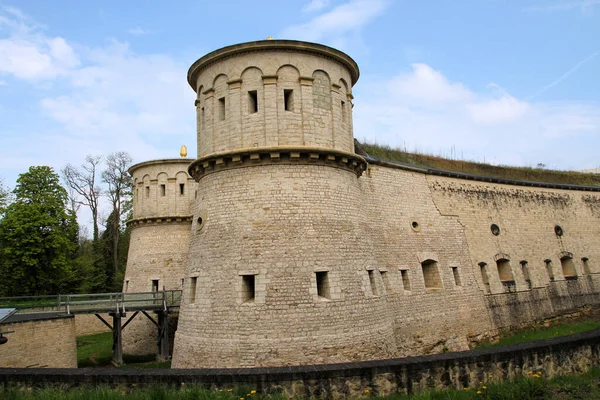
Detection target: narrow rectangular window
<box><xmin>242</xmin><ymin>274</ymin><xmax>255</xmax><ymax>303</ymax></box>
<box><xmin>341</xmin><ymin>100</ymin><xmax>346</xmax><ymax>122</ymax></box>
<box><xmin>284</xmin><ymin>89</ymin><xmax>294</xmax><ymax>111</ymax></box>
<box><xmin>582</xmin><ymin>258</ymin><xmax>591</xmax><ymax>274</ymax></box>
<box><xmin>315</xmin><ymin>271</ymin><xmax>330</xmax><ymax>299</ymax></box>
<box><xmin>218</xmin><ymin>97</ymin><xmax>225</xmax><ymax>121</ymax></box>
<box><xmin>181</xmin><ymin>278</ymin><xmax>184</xmax><ymax>288</ymax></box>
<box><xmin>124</xmin><ymin>280</ymin><xmax>129</xmax><ymax>293</ymax></box>
<box><xmin>367</xmin><ymin>269</ymin><xmax>378</xmax><ymax>296</ymax></box>
<box><xmin>545</xmin><ymin>259</ymin><xmax>555</xmax><ymax>281</ymax></box>
<box><xmin>179</xmin><ymin>183</ymin><xmax>185</xmax><ymax>195</ymax></box>
<box><xmin>400</xmin><ymin>269</ymin><xmax>411</xmax><ymax>291</ymax></box>
<box><xmin>136</xmin><ymin>189</ymin><xmax>138</xmax><ymax>201</ymax></box>
<box><xmin>380</xmin><ymin>271</ymin><xmax>391</xmax><ymax>294</ymax></box>
<box><xmin>451</xmin><ymin>267</ymin><xmax>462</xmax><ymax>286</ymax></box>
<box><xmin>189</xmin><ymin>277</ymin><xmax>197</xmax><ymax>304</ymax></box>
<box><xmin>145</xmin><ymin>186</ymin><xmax>150</xmax><ymax>198</ymax></box>
<box><xmin>520</xmin><ymin>261</ymin><xmax>532</xmax><ymax>289</ymax></box>
<box><xmin>152</xmin><ymin>279</ymin><xmax>159</xmax><ymax>292</ymax></box>
<box><xmin>248</xmin><ymin>90</ymin><xmax>258</xmax><ymax>113</ymax></box>
<box><xmin>479</xmin><ymin>262</ymin><xmax>490</xmax><ymax>294</ymax></box>
<box><xmin>201</xmin><ymin>107</ymin><xmax>205</xmax><ymax>123</ymax></box>
<box><xmin>160</xmin><ymin>184</ymin><xmax>166</xmax><ymax>197</ymax></box>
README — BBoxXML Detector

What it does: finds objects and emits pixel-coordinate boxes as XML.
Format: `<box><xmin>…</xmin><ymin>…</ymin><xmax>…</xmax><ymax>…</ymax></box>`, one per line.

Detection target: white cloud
<box><xmin>0</xmin><ymin>8</ymin><xmax>78</xmax><ymax>80</ymax></box>
<box><xmin>389</xmin><ymin>63</ymin><xmax>472</xmax><ymax>105</ymax></box>
<box><xmin>282</xmin><ymin>0</ymin><xmax>390</xmax><ymax>43</ymax></box>
<box><xmin>302</xmin><ymin>0</ymin><xmax>332</xmax><ymax>12</ymax></box>
<box><xmin>127</xmin><ymin>26</ymin><xmax>153</xmax><ymax>36</ymax></box>
<box><xmin>353</xmin><ymin>64</ymin><xmax>600</xmax><ymax>170</ymax></box>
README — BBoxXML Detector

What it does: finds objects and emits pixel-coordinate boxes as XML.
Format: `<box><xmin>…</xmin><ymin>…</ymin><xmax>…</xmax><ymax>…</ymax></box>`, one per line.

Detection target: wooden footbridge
<box><xmin>0</xmin><ymin>290</ymin><xmax>182</xmax><ymax>365</ymax></box>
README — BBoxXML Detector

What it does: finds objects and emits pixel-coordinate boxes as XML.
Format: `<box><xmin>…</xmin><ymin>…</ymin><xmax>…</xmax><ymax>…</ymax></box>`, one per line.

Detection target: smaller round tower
<box><xmin>122</xmin><ymin>156</ymin><xmax>196</xmax><ymax>355</ymax></box>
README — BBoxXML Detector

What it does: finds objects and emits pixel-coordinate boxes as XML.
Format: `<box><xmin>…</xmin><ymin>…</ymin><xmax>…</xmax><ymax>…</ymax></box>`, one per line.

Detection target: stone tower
<box><xmin>123</xmin><ymin>158</ymin><xmax>196</xmax><ymax>354</ymax></box>
<box><xmin>172</xmin><ymin>40</ymin><xmax>397</xmax><ymax>368</ymax></box>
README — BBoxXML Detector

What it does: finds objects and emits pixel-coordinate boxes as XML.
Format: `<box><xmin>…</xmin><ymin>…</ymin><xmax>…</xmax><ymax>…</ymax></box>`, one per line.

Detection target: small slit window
<box><xmin>479</xmin><ymin>262</ymin><xmax>490</xmax><ymax>294</ymax></box>
<box><xmin>545</xmin><ymin>259</ymin><xmax>555</xmax><ymax>281</ymax></box>
<box><xmin>582</xmin><ymin>257</ymin><xmax>591</xmax><ymax>274</ymax></box>
<box><xmin>284</xmin><ymin>89</ymin><xmax>294</xmax><ymax>111</ymax></box>
<box><xmin>248</xmin><ymin>90</ymin><xmax>258</xmax><ymax>113</ymax></box>
<box><xmin>315</xmin><ymin>271</ymin><xmax>330</xmax><ymax>299</ymax></box>
<box><xmin>400</xmin><ymin>269</ymin><xmax>411</xmax><ymax>291</ymax></box>
<box><xmin>341</xmin><ymin>100</ymin><xmax>346</xmax><ymax>122</ymax></box>
<box><xmin>124</xmin><ymin>280</ymin><xmax>129</xmax><ymax>293</ymax></box>
<box><xmin>367</xmin><ymin>269</ymin><xmax>378</xmax><ymax>296</ymax></box>
<box><xmin>421</xmin><ymin>259</ymin><xmax>442</xmax><ymax>289</ymax></box>
<box><xmin>380</xmin><ymin>271</ymin><xmax>391</xmax><ymax>294</ymax></box>
<box><xmin>451</xmin><ymin>267</ymin><xmax>462</xmax><ymax>286</ymax></box>
<box><xmin>145</xmin><ymin>186</ymin><xmax>150</xmax><ymax>198</ymax></box>
<box><xmin>152</xmin><ymin>279</ymin><xmax>159</xmax><ymax>292</ymax></box>
<box><xmin>160</xmin><ymin>184</ymin><xmax>166</xmax><ymax>197</ymax></box>
<box><xmin>241</xmin><ymin>274</ymin><xmax>255</xmax><ymax>303</ymax></box>
<box><xmin>520</xmin><ymin>261</ymin><xmax>532</xmax><ymax>289</ymax></box>
<box><xmin>179</xmin><ymin>183</ymin><xmax>185</xmax><ymax>195</ymax></box>
<box><xmin>189</xmin><ymin>277</ymin><xmax>197</xmax><ymax>304</ymax></box>
<box><xmin>218</xmin><ymin>97</ymin><xmax>225</xmax><ymax>121</ymax></box>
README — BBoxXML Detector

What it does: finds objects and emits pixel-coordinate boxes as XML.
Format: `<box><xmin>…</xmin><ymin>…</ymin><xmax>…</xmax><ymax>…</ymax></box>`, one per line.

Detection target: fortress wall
<box><xmin>122</xmin><ymin>222</ymin><xmax>190</xmax><ymax>354</ymax></box>
<box><xmin>358</xmin><ymin>165</ymin><xmax>494</xmax><ymax>355</ymax></box>
<box><xmin>0</xmin><ymin>315</ymin><xmax>76</xmax><ymax>368</ymax></box>
<box><xmin>173</xmin><ymin>164</ymin><xmax>397</xmax><ymax>368</ymax></box>
<box><xmin>425</xmin><ymin>174</ymin><xmax>600</xmax><ymax>331</ymax></box>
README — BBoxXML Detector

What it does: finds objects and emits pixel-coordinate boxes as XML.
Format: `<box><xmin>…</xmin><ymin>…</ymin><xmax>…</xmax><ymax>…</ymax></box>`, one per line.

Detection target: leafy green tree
<box><xmin>0</xmin><ymin>177</ymin><xmax>10</xmax><ymax>218</ymax></box>
<box><xmin>0</xmin><ymin>166</ymin><xmax>79</xmax><ymax>296</ymax></box>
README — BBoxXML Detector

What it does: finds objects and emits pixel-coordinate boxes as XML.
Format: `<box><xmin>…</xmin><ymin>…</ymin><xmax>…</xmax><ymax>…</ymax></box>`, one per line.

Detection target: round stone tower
<box><xmin>123</xmin><ymin>157</ymin><xmax>196</xmax><ymax>354</ymax></box>
<box><xmin>172</xmin><ymin>40</ymin><xmax>396</xmax><ymax>368</ymax></box>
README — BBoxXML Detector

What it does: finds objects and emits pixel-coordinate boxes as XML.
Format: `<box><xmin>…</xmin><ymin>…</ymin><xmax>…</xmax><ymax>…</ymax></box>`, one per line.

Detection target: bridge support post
<box><xmin>157</xmin><ymin>310</ymin><xmax>170</xmax><ymax>362</ymax></box>
<box><xmin>110</xmin><ymin>312</ymin><xmax>123</xmax><ymax>366</ymax></box>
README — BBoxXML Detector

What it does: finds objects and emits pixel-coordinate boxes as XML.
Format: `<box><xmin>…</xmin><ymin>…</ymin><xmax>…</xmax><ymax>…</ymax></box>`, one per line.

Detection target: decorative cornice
<box><xmin>188</xmin><ymin>40</ymin><xmax>360</xmax><ymax>90</ymax></box>
<box><xmin>127</xmin><ymin>216</ymin><xmax>193</xmax><ymax>228</ymax></box>
<box><xmin>129</xmin><ymin>158</ymin><xmax>195</xmax><ymax>175</ymax></box>
<box><xmin>188</xmin><ymin>147</ymin><xmax>367</xmax><ymax>181</ymax></box>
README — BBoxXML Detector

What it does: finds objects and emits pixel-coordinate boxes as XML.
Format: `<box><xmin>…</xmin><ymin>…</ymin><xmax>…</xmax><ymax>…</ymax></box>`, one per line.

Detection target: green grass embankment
<box><xmin>475</xmin><ymin>320</ymin><xmax>600</xmax><ymax>349</ymax></box>
<box><xmin>359</xmin><ymin>142</ymin><xmax>600</xmax><ymax>187</ymax></box>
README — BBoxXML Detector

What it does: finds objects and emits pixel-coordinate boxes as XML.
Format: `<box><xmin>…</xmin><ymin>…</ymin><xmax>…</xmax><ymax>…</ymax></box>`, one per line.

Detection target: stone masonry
<box><xmin>122</xmin><ymin>158</ymin><xmax>196</xmax><ymax>355</ymax></box>
<box><xmin>0</xmin><ymin>315</ymin><xmax>77</xmax><ymax>368</ymax></box>
<box><xmin>122</xmin><ymin>40</ymin><xmax>600</xmax><ymax>368</ymax></box>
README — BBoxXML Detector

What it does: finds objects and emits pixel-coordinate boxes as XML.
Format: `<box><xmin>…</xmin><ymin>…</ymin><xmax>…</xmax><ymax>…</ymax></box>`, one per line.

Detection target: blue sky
<box><xmin>1</xmin><ymin>0</ymin><xmax>599</xmax><ymax>195</ymax></box>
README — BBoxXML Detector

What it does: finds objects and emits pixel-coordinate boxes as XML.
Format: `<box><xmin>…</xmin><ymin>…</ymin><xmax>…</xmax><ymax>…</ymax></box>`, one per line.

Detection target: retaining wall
<box><xmin>2</xmin><ymin>328</ymin><xmax>600</xmax><ymax>399</ymax></box>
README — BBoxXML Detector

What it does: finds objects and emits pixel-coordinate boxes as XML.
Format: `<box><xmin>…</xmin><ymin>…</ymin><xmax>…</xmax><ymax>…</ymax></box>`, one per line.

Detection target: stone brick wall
<box><xmin>74</xmin><ymin>314</ymin><xmax>110</xmax><ymax>336</ymax></box>
<box><xmin>0</xmin><ymin>315</ymin><xmax>76</xmax><ymax>368</ymax></box>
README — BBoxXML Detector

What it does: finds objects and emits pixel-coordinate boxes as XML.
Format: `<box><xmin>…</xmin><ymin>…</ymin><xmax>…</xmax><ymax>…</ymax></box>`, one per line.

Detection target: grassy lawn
<box><xmin>475</xmin><ymin>320</ymin><xmax>600</xmax><ymax>349</ymax></box>
<box><xmin>77</xmin><ymin>332</ymin><xmax>167</xmax><ymax>368</ymax></box>
<box><xmin>3</xmin><ymin>368</ymin><xmax>600</xmax><ymax>399</ymax></box>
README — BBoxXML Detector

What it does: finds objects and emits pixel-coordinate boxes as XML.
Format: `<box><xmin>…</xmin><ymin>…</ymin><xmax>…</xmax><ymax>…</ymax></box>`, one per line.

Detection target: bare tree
<box><xmin>102</xmin><ymin>152</ymin><xmax>133</xmax><ymax>276</ymax></box>
<box><xmin>62</xmin><ymin>155</ymin><xmax>103</xmax><ymax>241</ymax></box>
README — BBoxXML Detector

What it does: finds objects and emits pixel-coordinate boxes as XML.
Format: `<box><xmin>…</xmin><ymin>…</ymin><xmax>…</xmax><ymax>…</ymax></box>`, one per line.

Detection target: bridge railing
<box><xmin>0</xmin><ymin>290</ymin><xmax>182</xmax><ymax>315</ymax></box>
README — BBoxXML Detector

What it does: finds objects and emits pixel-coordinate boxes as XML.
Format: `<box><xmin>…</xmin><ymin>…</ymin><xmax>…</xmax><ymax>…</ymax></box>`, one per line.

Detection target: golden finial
<box><xmin>180</xmin><ymin>145</ymin><xmax>188</xmax><ymax>158</ymax></box>
<box><xmin>266</xmin><ymin>36</ymin><xmax>274</xmax><ymax>40</ymax></box>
